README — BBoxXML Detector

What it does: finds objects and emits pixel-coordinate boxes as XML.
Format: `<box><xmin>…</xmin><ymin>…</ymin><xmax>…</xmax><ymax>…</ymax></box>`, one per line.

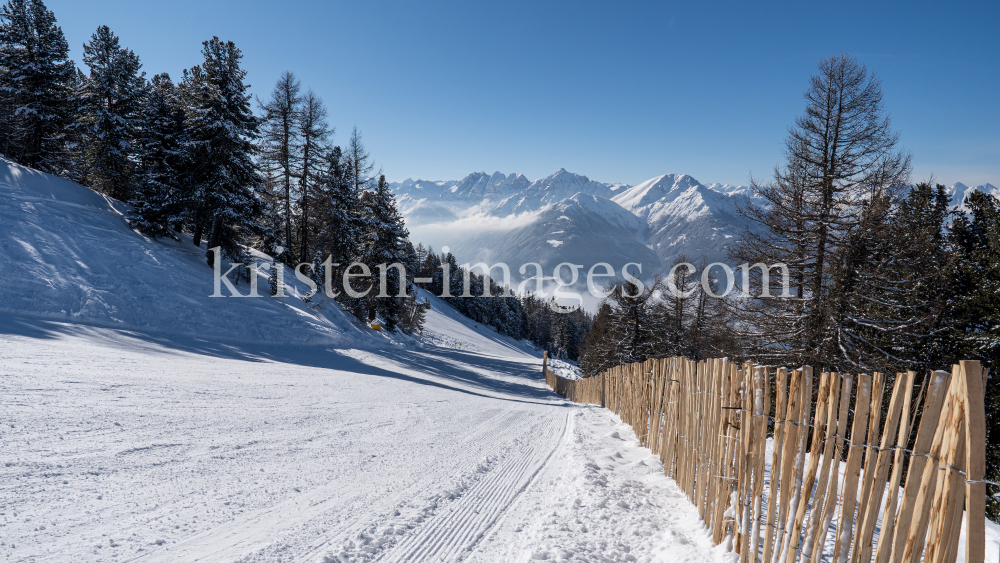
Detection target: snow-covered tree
<box><xmin>0</xmin><ymin>0</ymin><xmax>74</xmax><ymax>172</ymax></box>
<box><xmin>127</xmin><ymin>73</ymin><xmax>187</xmax><ymax>238</ymax></box>
<box><xmin>312</xmin><ymin>146</ymin><xmax>361</xmax><ymax>284</ymax></box>
<box><xmin>180</xmin><ymin>37</ymin><xmax>263</xmax><ymax>266</ymax></box>
<box><xmin>359</xmin><ymin>174</ymin><xmax>410</xmax><ymax>330</ymax></box>
<box><xmin>76</xmin><ymin>25</ymin><xmax>146</xmax><ymax>200</ymax></box>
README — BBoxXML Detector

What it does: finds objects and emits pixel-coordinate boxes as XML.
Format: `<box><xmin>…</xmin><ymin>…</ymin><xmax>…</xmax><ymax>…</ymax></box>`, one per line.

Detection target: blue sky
<box><xmin>49</xmin><ymin>0</ymin><xmax>999</xmax><ymax>187</ymax></box>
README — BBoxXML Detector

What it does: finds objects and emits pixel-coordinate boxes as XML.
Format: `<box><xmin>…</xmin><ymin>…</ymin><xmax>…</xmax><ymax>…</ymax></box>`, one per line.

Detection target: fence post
<box><xmin>891</xmin><ymin>368</ymin><xmax>952</xmax><ymax>563</ymax></box>
<box><xmin>962</xmin><ymin>360</ymin><xmax>986</xmax><ymax>563</ymax></box>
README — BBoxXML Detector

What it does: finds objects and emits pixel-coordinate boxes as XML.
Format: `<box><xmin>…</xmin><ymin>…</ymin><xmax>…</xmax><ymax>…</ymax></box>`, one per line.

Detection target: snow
<box><xmin>946</xmin><ymin>182</ymin><xmax>1000</xmax><ymax>213</ymax></box>
<box><xmin>0</xmin><ymin>310</ymin><xmax>727</xmax><ymax>562</ymax></box>
<box><xmin>395</xmin><ymin>168</ymin><xmax>752</xmax><ymax>285</ymax></box>
<box><xmin>0</xmin><ymin>157</ymin><xmax>361</xmax><ymax>345</ymax></box>
<box><xmin>0</xmin><ymin>159</ymin><xmax>727</xmax><ymax>562</ymax></box>
<box><xmin>393</xmin><ymin>167</ymin><xmax>998</xmax><ymax>287</ymax></box>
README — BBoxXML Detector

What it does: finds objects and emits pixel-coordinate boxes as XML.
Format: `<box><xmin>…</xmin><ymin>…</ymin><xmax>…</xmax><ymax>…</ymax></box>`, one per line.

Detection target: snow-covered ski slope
<box><xmin>0</xmin><ymin>159</ymin><xmax>726</xmax><ymax>562</ymax></box>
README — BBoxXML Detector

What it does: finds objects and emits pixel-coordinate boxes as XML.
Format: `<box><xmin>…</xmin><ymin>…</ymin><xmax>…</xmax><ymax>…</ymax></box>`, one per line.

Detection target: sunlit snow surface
<box><xmin>0</xmin><ymin>158</ymin><xmax>725</xmax><ymax>562</ymax></box>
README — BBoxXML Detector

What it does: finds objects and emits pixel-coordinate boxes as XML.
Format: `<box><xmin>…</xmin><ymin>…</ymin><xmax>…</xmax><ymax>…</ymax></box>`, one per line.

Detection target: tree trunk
<box><xmin>206</xmin><ymin>216</ymin><xmax>223</xmax><ymax>266</ymax></box>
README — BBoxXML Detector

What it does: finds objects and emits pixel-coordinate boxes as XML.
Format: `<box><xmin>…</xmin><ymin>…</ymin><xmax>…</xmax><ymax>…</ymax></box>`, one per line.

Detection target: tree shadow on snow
<box><xmin>0</xmin><ymin>313</ymin><xmax>562</xmax><ymax>406</ymax></box>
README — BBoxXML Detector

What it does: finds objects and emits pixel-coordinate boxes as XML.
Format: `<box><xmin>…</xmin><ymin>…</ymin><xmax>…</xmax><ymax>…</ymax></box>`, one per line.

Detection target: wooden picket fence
<box><xmin>542</xmin><ymin>353</ymin><xmax>988</xmax><ymax>563</ymax></box>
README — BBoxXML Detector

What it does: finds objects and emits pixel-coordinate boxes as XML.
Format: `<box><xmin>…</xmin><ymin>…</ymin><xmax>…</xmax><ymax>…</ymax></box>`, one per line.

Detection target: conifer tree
<box><xmin>360</xmin><ymin>174</ymin><xmax>410</xmax><ymax>330</ymax></box>
<box><xmin>76</xmin><ymin>25</ymin><xmax>146</xmax><ymax>200</ymax></box>
<box><xmin>127</xmin><ymin>73</ymin><xmax>186</xmax><ymax>238</ymax></box>
<box><xmin>181</xmin><ymin>37</ymin><xmax>263</xmax><ymax>265</ymax></box>
<box><xmin>946</xmin><ymin>190</ymin><xmax>1000</xmax><ymax>518</ymax></box>
<box><xmin>313</xmin><ymin>146</ymin><xmax>363</xmax><ymax>291</ymax></box>
<box><xmin>296</xmin><ymin>90</ymin><xmax>331</xmax><ymax>262</ymax></box>
<box><xmin>0</xmin><ymin>0</ymin><xmax>74</xmax><ymax>172</ymax></box>
<box><xmin>730</xmin><ymin>54</ymin><xmax>911</xmax><ymax>371</ymax></box>
<box><xmin>258</xmin><ymin>71</ymin><xmax>301</xmax><ymax>258</ymax></box>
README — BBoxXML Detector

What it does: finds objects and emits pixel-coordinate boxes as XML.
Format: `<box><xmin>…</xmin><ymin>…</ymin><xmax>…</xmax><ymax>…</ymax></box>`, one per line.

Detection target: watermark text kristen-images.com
<box><xmin>206</xmin><ymin>247</ymin><xmax>793</xmax><ymax>312</ymax></box>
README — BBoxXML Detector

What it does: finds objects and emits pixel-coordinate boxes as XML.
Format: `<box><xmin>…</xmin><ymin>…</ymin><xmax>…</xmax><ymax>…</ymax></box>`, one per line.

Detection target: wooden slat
<box><xmin>662</xmin><ymin>359</ymin><xmax>679</xmax><ymax>478</ymax></box>
<box><xmin>762</xmin><ymin>367</ymin><xmax>790</xmax><ymax>563</ymax></box>
<box><xmin>936</xmin><ymin>423</ymin><xmax>967</xmax><ymax>563</ymax></box>
<box><xmin>874</xmin><ymin>371</ymin><xmax>917</xmax><ymax>563</ymax></box>
<box><xmin>843</xmin><ymin>371</ymin><xmax>885</xmax><ymax>562</ymax></box>
<box><xmin>749</xmin><ymin>365</ymin><xmax>770</xmax><ymax>563</ymax></box>
<box><xmin>720</xmin><ymin>361</ymin><xmax>742</xmax><ymax>549</ymax></box>
<box><xmin>784</xmin><ymin>369</ymin><xmax>831</xmax><ymax>563</ymax></box>
<box><xmin>901</xmin><ymin>369</ymin><xmax>954</xmax><ymax>563</ymax></box>
<box><xmin>649</xmin><ymin>359</ymin><xmax>666</xmax><ymax>454</ymax></box>
<box><xmin>774</xmin><ymin>368</ymin><xmax>808</xmax><ymax>563</ymax></box>
<box><xmin>712</xmin><ymin>359</ymin><xmax>731</xmax><ymax>541</ymax></box>
<box><xmin>832</xmin><ymin>373</ymin><xmax>873</xmax><ymax>563</ymax></box>
<box><xmin>925</xmin><ymin>385</ymin><xmax>966</xmax><ymax>563</ymax></box>
<box><xmin>809</xmin><ymin>373</ymin><xmax>853</xmax><ymax>563</ymax></box>
<box><xmin>736</xmin><ymin>365</ymin><xmax>754</xmax><ymax>557</ymax></box>
<box><xmin>700</xmin><ymin>360</ymin><xmax>713</xmax><ymax>524</ymax></box>
<box><xmin>799</xmin><ymin>372</ymin><xmax>841</xmax><ymax>563</ymax></box>
<box><xmin>889</xmin><ymin>368</ymin><xmax>952</xmax><ymax>563</ymax></box>
<box><xmin>962</xmin><ymin>361</ymin><xmax>986</xmax><ymax>563</ymax></box>
<box><xmin>853</xmin><ymin>371</ymin><xmax>910</xmax><ymax>563</ymax></box>
<box><xmin>683</xmin><ymin>359</ymin><xmax>696</xmax><ymax>499</ymax></box>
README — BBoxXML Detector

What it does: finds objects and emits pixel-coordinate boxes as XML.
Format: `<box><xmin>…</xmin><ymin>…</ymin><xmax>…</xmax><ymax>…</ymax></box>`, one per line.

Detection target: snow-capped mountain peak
<box><xmin>611</xmin><ymin>174</ymin><xmax>704</xmax><ymax>213</ymax></box>
<box><xmin>947</xmin><ymin>182</ymin><xmax>1000</xmax><ymax>212</ymax></box>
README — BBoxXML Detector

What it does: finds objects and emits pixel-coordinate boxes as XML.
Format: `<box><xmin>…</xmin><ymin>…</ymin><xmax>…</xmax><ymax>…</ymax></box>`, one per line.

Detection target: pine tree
<box><xmin>312</xmin><ymin>146</ymin><xmax>363</xmax><ymax>293</ymax></box>
<box><xmin>0</xmin><ymin>0</ymin><xmax>74</xmax><ymax>172</ymax></box>
<box><xmin>181</xmin><ymin>37</ymin><xmax>263</xmax><ymax>266</ymax></box>
<box><xmin>76</xmin><ymin>25</ymin><xmax>146</xmax><ymax>200</ymax></box>
<box><xmin>360</xmin><ymin>174</ymin><xmax>410</xmax><ymax>331</ymax></box>
<box><xmin>949</xmin><ymin>190</ymin><xmax>1000</xmax><ymax>518</ymax></box>
<box><xmin>840</xmin><ymin>184</ymin><xmax>955</xmax><ymax>372</ymax></box>
<box><xmin>127</xmin><ymin>73</ymin><xmax>186</xmax><ymax>238</ymax></box>
<box><xmin>400</xmin><ymin>293</ymin><xmax>427</xmax><ymax>335</ymax></box>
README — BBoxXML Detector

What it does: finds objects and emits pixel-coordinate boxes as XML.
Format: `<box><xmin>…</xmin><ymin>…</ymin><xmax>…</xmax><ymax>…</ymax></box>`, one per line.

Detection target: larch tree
<box><xmin>258</xmin><ymin>71</ymin><xmax>301</xmax><ymax>260</ymax></box>
<box><xmin>731</xmin><ymin>53</ymin><xmax>911</xmax><ymax>371</ymax></box>
<box><xmin>296</xmin><ymin>89</ymin><xmax>331</xmax><ymax>263</ymax></box>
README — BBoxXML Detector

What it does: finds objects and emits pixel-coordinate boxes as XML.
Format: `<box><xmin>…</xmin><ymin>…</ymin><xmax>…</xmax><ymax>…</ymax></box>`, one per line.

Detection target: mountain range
<box><xmin>391</xmin><ymin>170</ymin><xmax>999</xmax><ymax>284</ymax></box>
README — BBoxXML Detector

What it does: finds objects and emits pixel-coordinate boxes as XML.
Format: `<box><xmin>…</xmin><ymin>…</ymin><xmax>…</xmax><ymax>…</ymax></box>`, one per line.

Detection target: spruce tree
<box><xmin>127</xmin><ymin>73</ymin><xmax>186</xmax><ymax>238</ymax></box>
<box><xmin>950</xmin><ymin>190</ymin><xmax>1000</xmax><ymax>516</ymax></box>
<box><xmin>0</xmin><ymin>0</ymin><xmax>74</xmax><ymax>172</ymax></box>
<box><xmin>181</xmin><ymin>37</ymin><xmax>263</xmax><ymax>266</ymax></box>
<box><xmin>77</xmin><ymin>25</ymin><xmax>146</xmax><ymax>200</ymax></box>
<box><xmin>359</xmin><ymin>175</ymin><xmax>410</xmax><ymax>330</ymax></box>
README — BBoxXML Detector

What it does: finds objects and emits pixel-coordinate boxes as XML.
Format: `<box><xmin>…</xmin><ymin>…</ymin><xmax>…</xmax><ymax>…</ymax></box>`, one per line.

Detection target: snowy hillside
<box><xmin>0</xmin><ymin>157</ymin><xmax>366</xmax><ymax>345</ymax></box>
<box><xmin>454</xmin><ymin>193</ymin><xmax>659</xmax><ymax>282</ymax></box>
<box><xmin>612</xmin><ymin>174</ymin><xmax>748</xmax><ymax>267</ymax></box>
<box><xmin>1</xmin><ymin>158</ymin><xmax>730</xmax><ymax>562</ymax></box>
